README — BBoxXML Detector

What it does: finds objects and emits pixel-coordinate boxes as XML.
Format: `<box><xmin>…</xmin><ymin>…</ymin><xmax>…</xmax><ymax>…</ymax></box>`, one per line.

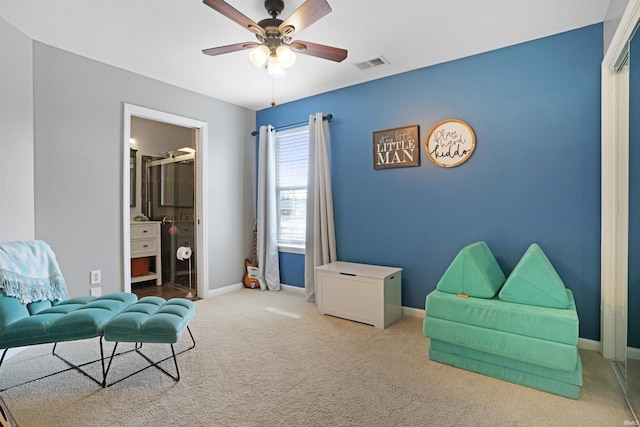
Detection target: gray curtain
<box><xmin>304</xmin><ymin>113</ymin><xmax>337</xmax><ymax>302</ymax></box>
<box><xmin>256</xmin><ymin>125</ymin><xmax>280</xmax><ymax>291</ymax></box>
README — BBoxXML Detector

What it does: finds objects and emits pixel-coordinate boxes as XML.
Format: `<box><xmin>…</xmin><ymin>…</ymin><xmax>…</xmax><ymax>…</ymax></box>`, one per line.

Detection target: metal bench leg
<box><xmin>0</xmin><ymin>349</ymin><xmax>8</xmax><ymax>370</ymax></box>
<box><xmin>0</xmin><ymin>338</ymin><xmax>135</xmax><ymax>392</ymax></box>
<box><xmin>105</xmin><ymin>326</ymin><xmax>196</xmax><ymax>387</ymax></box>
<box><xmin>52</xmin><ymin>337</ymin><xmax>106</xmax><ymax>387</ymax></box>
<box><xmin>102</xmin><ymin>342</ymin><xmax>120</xmax><ymax>388</ymax></box>
<box><xmin>0</xmin><ymin>345</ymin><xmax>88</xmax><ymax>392</ymax></box>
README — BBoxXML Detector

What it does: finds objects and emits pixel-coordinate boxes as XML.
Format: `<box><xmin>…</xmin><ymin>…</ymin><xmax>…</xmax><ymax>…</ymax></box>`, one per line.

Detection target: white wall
<box><xmin>32</xmin><ymin>41</ymin><xmax>256</xmax><ymax>297</ymax></box>
<box><xmin>0</xmin><ymin>18</ymin><xmax>34</xmax><ymax>242</ymax></box>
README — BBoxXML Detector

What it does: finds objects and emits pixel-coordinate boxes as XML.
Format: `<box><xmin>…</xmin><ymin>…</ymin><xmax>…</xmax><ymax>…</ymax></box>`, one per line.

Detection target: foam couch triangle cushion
<box><xmin>436</xmin><ymin>241</ymin><xmax>506</xmax><ymax>298</ymax></box>
<box><xmin>499</xmin><ymin>243</ymin><xmax>570</xmax><ymax>308</ymax></box>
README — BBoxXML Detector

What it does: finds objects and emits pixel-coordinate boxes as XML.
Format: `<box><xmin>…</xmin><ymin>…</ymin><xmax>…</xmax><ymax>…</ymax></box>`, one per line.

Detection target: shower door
<box><xmin>143</xmin><ymin>152</ymin><xmax>197</xmax><ymax>297</ymax></box>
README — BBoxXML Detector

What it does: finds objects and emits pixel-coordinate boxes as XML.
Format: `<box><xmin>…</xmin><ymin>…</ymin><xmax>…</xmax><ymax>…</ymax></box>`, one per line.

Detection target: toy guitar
<box><xmin>243</xmin><ymin>221</ymin><xmax>259</xmax><ymax>289</ymax></box>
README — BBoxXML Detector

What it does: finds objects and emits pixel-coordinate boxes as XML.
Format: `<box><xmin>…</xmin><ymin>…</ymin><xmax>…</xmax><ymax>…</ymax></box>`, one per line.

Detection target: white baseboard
<box><xmin>281</xmin><ymin>284</ymin><xmax>305</xmax><ymax>294</ymax></box>
<box><xmin>206</xmin><ymin>282</ymin><xmax>306</xmax><ymax>298</ymax></box>
<box><xmin>628</xmin><ymin>346</ymin><xmax>640</xmax><ymax>360</ymax></box>
<box><xmin>208</xmin><ymin>284</ymin><xmax>423</xmax><ymax>318</ymax></box>
<box><xmin>207</xmin><ymin>282</ymin><xmax>244</xmax><ymax>298</ymax></box>
<box><xmin>403</xmin><ymin>306</ymin><xmax>425</xmax><ymax>318</ymax></box>
<box><xmin>578</xmin><ymin>338</ymin><xmax>601</xmax><ymax>352</ymax></box>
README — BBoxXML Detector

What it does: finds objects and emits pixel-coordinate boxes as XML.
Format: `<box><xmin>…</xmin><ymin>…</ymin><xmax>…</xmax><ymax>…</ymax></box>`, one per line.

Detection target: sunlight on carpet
<box><xmin>265</xmin><ymin>306</ymin><xmax>302</xmax><ymax>319</ymax></box>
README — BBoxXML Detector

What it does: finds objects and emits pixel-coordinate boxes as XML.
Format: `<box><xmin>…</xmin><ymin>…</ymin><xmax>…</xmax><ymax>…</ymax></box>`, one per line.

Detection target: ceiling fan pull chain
<box><xmin>271</xmin><ymin>76</ymin><xmax>276</xmax><ymax>107</ymax></box>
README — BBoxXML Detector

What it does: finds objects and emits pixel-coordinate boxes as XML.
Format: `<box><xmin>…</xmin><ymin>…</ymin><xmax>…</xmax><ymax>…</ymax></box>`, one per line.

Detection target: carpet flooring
<box><xmin>0</xmin><ymin>288</ymin><xmax>634</xmax><ymax>426</ymax></box>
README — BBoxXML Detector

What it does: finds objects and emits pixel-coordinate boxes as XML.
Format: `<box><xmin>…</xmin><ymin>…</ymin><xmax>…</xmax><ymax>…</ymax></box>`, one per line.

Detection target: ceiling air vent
<box><xmin>355</xmin><ymin>56</ymin><xmax>389</xmax><ymax>71</ymax></box>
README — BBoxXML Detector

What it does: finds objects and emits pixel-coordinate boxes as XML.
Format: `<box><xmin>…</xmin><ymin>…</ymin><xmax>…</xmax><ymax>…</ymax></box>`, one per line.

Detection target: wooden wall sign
<box><xmin>425</xmin><ymin>119</ymin><xmax>475</xmax><ymax>168</ymax></box>
<box><xmin>373</xmin><ymin>125</ymin><xmax>420</xmax><ymax>170</ymax></box>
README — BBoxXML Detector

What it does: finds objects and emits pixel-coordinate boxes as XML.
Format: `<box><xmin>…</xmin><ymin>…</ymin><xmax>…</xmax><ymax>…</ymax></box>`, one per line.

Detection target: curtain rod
<box><xmin>251</xmin><ymin>113</ymin><xmax>333</xmax><ymax>136</ymax></box>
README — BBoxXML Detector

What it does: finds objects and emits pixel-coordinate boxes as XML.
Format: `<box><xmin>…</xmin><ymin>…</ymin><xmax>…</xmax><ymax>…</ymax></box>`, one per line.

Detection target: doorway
<box><xmin>123</xmin><ymin>104</ymin><xmax>208</xmax><ymax>301</ymax></box>
<box><xmin>145</xmin><ymin>149</ymin><xmax>197</xmax><ymax>299</ymax></box>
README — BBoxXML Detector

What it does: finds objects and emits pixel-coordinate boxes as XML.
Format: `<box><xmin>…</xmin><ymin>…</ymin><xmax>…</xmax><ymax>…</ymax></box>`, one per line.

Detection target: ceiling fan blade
<box><xmin>278</xmin><ymin>0</ymin><xmax>332</xmax><ymax>37</ymax></box>
<box><xmin>202</xmin><ymin>42</ymin><xmax>258</xmax><ymax>57</ymax></box>
<box><xmin>291</xmin><ymin>40</ymin><xmax>347</xmax><ymax>62</ymax></box>
<box><xmin>203</xmin><ymin>0</ymin><xmax>265</xmax><ymax>36</ymax></box>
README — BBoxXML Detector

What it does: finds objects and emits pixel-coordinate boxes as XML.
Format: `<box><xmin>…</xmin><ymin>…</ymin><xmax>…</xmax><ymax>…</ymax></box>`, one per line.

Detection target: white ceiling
<box><xmin>0</xmin><ymin>0</ymin><xmax>623</xmax><ymax>111</ymax></box>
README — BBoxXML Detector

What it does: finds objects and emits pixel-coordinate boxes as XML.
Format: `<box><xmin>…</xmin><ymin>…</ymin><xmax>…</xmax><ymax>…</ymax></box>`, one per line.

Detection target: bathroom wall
<box><xmin>130</xmin><ymin>116</ymin><xmax>195</xmax><ymax>221</ymax></box>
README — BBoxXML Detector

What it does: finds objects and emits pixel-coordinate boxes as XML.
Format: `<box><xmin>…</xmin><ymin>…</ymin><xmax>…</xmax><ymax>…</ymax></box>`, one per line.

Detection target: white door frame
<box><xmin>601</xmin><ymin>0</ymin><xmax>640</xmax><ymax>359</ymax></box>
<box><xmin>122</xmin><ymin>103</ymin><xmax>209</xmax><ymax>299</ymax></box>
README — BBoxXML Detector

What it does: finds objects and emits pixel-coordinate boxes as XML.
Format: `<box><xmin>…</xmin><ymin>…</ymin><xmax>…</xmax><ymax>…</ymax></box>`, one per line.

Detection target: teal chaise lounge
<box><xmin>0</xmin><ymin>240</ymin><xmax>138</xmax><ymax>389</ymax></box>
<box><xmin>0</xmin><ymin>240</ymin><xmax>196</xmax><ymax>390</ymax></box>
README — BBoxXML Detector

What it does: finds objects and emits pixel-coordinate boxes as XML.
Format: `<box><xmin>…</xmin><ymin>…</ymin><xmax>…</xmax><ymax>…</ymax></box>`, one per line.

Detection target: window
<box><xmin>275</xmin><ymin>126</ymin><xmax>309</xmax><ymax>250</ymax></box>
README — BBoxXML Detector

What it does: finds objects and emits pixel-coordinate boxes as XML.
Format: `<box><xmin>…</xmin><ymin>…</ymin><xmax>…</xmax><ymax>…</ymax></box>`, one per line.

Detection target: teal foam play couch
<box><xmin>423</xmin><ymin>242</ymin><xmax>582</xmax><ymax>399</ymax></box>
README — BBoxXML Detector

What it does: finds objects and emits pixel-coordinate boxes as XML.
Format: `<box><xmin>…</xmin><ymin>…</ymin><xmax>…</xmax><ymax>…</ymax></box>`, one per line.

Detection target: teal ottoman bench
<box><xmin>103</xmin><ymin>296</ymin><xmax>196</xmax><ymax>386</ymax></box>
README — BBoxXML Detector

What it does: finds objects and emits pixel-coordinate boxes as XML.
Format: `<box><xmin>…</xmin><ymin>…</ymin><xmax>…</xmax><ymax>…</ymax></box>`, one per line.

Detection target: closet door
<box><xmin>627</xmin><ymin>26</ymin><xmax>640</xmax><ymax>416</ymax></box>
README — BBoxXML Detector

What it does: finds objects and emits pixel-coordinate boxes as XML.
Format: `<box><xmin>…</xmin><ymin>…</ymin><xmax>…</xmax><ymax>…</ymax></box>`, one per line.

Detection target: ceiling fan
<box><xmin>202</xmin><ymin>0</ymin><xmax>348</xmax><ymax>74</ymax></box>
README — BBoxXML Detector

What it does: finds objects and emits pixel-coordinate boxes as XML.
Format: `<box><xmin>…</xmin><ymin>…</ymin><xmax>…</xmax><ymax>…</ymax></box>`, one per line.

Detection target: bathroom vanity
<box><xmin>130</xmin><ymin>221</ymin><xmax>162</xmax><ymax>286</ymax></box>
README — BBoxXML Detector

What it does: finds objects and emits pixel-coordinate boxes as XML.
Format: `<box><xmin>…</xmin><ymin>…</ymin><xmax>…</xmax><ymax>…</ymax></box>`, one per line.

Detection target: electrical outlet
<box><xmin>90</xmin><ymin>287</ymin><xmax>101</xmax><ymax>297</ymax></box>
<box><xmin>90</xmin><ymin>270</ymin><xmax>101</xmax><ymax>285</ymax></box>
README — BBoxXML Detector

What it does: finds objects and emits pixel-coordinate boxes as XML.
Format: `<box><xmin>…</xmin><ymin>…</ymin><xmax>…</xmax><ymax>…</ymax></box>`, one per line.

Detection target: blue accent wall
<box><xmin>258</xmin><ymin>24</ymin><xmax>603</xmax><ymax>340</ymax></box>
<box><xmin>278</xmin><ymin>251</ymin><xmax>305</xmax><ymax>287</ymax></box>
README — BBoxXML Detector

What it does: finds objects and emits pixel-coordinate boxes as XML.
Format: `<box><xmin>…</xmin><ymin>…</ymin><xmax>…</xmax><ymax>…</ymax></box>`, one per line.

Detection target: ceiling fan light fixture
<box><xmin>249</xmin><ymin>44</ymin><xmax>270</xmax><ymax>67</ymax></box>
<box><xmin>267</xmin><ymin>56</ymin><xmax>287</xmax><ymax>77</ymax></box>
<box><xmin>203</xmin><ymin>0</ymin><xmax>348</xmax><ymax>77</ymax></box>
<box><xmin>276</xmin><ymin>45</ymin><xmax>296</xmax><ymax>68</ymax></box>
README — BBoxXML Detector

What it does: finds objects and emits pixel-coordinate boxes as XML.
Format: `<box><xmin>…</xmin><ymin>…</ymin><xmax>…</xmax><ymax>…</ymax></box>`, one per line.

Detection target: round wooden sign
<box><xmin>425</xmin><ymin>119</ymin><xmax>475</xmax><ymax>168</ymax></box>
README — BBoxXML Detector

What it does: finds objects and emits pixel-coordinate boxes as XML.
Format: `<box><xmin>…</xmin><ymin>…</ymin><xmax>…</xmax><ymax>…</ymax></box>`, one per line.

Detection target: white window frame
<box><xmin>275</xmin><ymin>126</ymin><xmax>309</xmax><ymax>254</ymax></box>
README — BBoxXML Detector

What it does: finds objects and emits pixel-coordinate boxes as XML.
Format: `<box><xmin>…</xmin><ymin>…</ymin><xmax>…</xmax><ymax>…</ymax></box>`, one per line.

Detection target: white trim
<box><xmin>207</xmin><ymin>283</ymin><xmax>306</xmax><ymax>298</ymax></box>
<box><xmin>579</xmin><ymin>338</ymin><xmax>602</xmax><ymax>353</ymax></box>
<box><xmin>629</xmin><ymin>346</ymin><xmax>640</xmax><ymax>361</ymax></box>
<box><xmin>601</xmin><ymin>65</ymin><xmax>630</xmax><ymax>360</ymax></box>
<box><xmin>207</xmin><ymin>282</ymin><xmax>244</xmax><ymax>298</ymax></box>
<box><xmin>603</xmin><ymin>1</ymin><xmax>640</xmax><ymax>71</ymax></box>
<box><xmin>403</xmin><ymin>306</ymin><xmax>425</xmax><ymax>318</ymax></box>
<box><xmin>123</xmin><ymin>108</ymin><xmax>133</xmax><ymax>291</ymax></box>
<box><xmin>123</xmin><ymin>103</ymin><xmax>209</xmax><ymax>300</ymax></box>
<box><xmin>281</xmin><ymin>283</ymin><xmax>305</xmax><ymax>293</ymax></box>
<box><xmin>207</xmin><ymin>283</ymin><xmax>307</xmax><ymax>297</ymax></box>
<box><xmin>278</xmin><ymin>244</ymin><xmax>305</xmax><ymax>254</ymax></box>
<box><xmin>601</xmin><ymin>0</ymin><xmax>640</xmax><ymax>361</ymax></box>
<box><xmin>197</xmin><ymin>124</ymin><xmax>210</xmax><ymax>300</ymax></box>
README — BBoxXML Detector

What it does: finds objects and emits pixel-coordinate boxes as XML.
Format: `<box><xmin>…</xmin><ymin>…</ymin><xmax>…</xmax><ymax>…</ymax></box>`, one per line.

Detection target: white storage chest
<box><xmin>315</xmin><ymin>261</ymin><xmax>402</xmax><ymax>329</ymax></box>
